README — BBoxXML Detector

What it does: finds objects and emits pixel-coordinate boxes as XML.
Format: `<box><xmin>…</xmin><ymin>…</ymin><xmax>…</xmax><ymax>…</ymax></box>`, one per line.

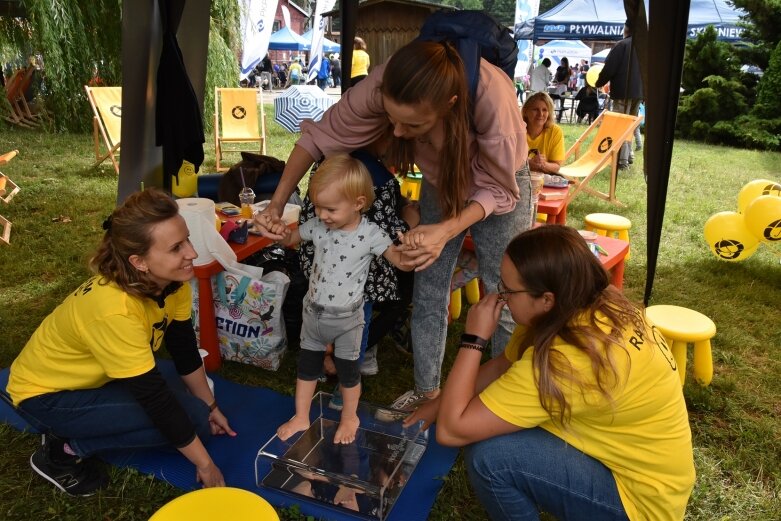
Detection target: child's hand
<box><xmin>268</xmin><ymin>221</ymin><xmax>289</xmax><ymax>238</ymax></box>
<box><xmin>397</xmin><ymin>230</ymin><xmax>425</xmax><ymax>250</ymax></box>
<box><xmin>401</xmin><ymin>201</ymin><xmax>421</xmax><ymax>228</ymax></box>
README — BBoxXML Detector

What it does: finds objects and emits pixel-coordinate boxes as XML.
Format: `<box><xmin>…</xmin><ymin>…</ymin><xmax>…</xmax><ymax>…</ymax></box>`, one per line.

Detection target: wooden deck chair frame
<box><xmin>3</xmin><ymin>69</ymin><xmax>38</xmax><ymax>128</ymax></box>
<box><xmin>559</xmin><ymin>111</ymin><xmax>642</xmax><ymax>208</ymax></box>
<box><xmin>214</xmin><ymin>87</ymin><xmax>267</xmax><ymax>172</ymax></box>
<box><xmin>85</xmin><ymin>85</ymin><xmax>122</xmax><ymax>174</ymax></box>
<box><xmin>0</xmin><ymin>150</ymin><xmax>20</xmax><ymax>204</ymax></box>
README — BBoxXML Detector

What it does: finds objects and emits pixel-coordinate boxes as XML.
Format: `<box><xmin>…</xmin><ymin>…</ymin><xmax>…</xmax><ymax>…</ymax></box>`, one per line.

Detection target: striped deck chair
<box><xmin>85</xmin><ymin>86</ymin><xmax>122</xmax><ymax>174</ymax></box>
<box><xmin>214</xmin><ymin>87</ymin><xmax>267</xmax><ymax>172</ymax></box>
<box><xmin>559</xmin><ymin>111</ymin><xmax>642</xmax><ymax>207</ymax></box>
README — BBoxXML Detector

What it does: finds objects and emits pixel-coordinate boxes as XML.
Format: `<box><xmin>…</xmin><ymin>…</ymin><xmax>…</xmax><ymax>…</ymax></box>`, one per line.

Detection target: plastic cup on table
<box><xmin>530</xmin><ymin>171</ymin><xmax>545</xmax><ymax>217</ymax></box>
<box><xmin>239</xmin><ymin>187</ymin><xmax>256</xmax><ymax>219</ymax></box>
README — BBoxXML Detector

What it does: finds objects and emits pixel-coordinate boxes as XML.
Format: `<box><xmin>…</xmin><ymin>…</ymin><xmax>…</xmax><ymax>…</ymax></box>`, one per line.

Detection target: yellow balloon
<box><xmin>737</xmin><ymin>179</ymin><xmax>781</xmax><ymax>213</ymax></box>
<box><xmin>744</xmin><ymin>195</ymin><xmax>781</xmax><ymax>243</ymax></box>
<box><xmin>586</xmin><ymin>63</ymin><xmax>604</xmax><ymax>87</ymax></box>
<box><xmin>172</xmin><ymin>160</ymin><xmax>198</xmax><ymax>198</ymax></box>
<box><xmin>703</xmin><ymin>211</ymin><xmax>760</xmax><ymax>262</ymax></box>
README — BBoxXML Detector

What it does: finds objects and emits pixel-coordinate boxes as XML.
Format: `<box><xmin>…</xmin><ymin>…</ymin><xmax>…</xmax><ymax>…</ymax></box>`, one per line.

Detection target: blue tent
<box><xmin>515</xmin><ymin>0</ymin><xmax>744</xmax><ymax>42</ymax></box>
<box><xmin>268</xmin><ymin>26</ymin><xmax>308</xmax><ymax>51</ymax></box>
<box><xmin>300</xmin><ymin>29</ymin><xmax>341</xmax><ymax>53</ymax></box>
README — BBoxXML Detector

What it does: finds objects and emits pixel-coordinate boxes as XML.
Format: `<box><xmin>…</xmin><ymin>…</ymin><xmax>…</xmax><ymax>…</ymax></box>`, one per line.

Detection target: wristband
<box><xmin>208</xmin><ymin>400</ymin><xmax>218</xmax><ymax>411</ymax></box>
<box><xmin>460</xmin><ymin>342</ymin><xmax>486</xmax><ymax>352</ymax></box>
<box><xmin>460</xmin><ymin>334</ymin><xmax>488</xmax><ymax>348</ymax></box>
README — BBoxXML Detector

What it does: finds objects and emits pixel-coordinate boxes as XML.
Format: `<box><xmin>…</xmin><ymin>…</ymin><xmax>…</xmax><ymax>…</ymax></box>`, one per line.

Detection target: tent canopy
<box><xmin>515</xmin><ymin>0</ymin><xmax>745</xmax><ymax>42</ymax></box>
<box><xmin>537</xmin><ymin>39</ymin><xmax>592</xmax><ymax>70</ymax></box>
<box><xmin>268</xmin><ymin>26</ymin><xmax>308</xmax><ymax>51</ymax></box>
<box><xmin>300</xmin><ymin>29</ymin><xmax>340</xmax><ymax>53</ymax></box>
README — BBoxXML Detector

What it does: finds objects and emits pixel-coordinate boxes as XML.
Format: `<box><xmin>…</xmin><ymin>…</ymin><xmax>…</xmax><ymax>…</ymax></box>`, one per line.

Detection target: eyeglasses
<box><xmin>497</xmin><ymin>280</ymin><xmax>533</xmax><ymax>301</ymax></box>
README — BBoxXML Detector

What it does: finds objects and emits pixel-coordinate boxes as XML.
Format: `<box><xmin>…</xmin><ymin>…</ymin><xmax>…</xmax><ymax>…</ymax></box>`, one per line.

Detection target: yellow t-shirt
<box><xmin>480</xmin><ymin>312</ymin><xmax>695</xmax><ymax>521</ymax></box>
<box><xmin>527</xmin><ymin>124</ymin><xmax>565</xmax><ymax>163</ymax></box>
<box><xmin>8</xmin><ymin>277</ymin><xmax>192</xmax><ymax>405</ymax></box>
<box><xmin>351</xmin><ymin>50</ymin><xmax>370</xmax><ymax>78</ymax></box>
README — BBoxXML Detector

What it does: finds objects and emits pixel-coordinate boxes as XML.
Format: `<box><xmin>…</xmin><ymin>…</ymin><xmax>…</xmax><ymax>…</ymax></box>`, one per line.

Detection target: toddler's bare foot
<box><xmin>277</xmin><ymin>415</ymin><xmax>310</xmax><ymax>441</ymax></box>
<box><xmin>333</xmin><ymin>414</ymin><xmax>360</xmax><ymax>444</ymax></box>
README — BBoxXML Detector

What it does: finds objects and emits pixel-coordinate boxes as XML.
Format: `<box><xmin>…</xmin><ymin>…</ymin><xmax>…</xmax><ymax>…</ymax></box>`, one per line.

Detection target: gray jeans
<box><xmin>411</xmin><ymin>167</ymin><xmax>533</xmax><ymax>393</ymax></box>
<box><xmin>301</xmin><ymin>298</ymin><xmax>365</xmax><ymax>361</ymax></box>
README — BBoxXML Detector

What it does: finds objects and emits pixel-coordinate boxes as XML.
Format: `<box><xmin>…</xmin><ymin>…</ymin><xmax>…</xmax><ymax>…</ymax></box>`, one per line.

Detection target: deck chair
<box><xmin>0</xmin><ymin>150</ymin><xmax>19</xmax><ymax>245</ymax></box>
<box><xmin>3</xmin><ymin>69</ymin><xmax>38</xmax><ymax>128</ymax></box>
<box><xmin>558</xmin><ymin>111</ymin><xmax>642</xmax><ymax>207</ymax></box>
<box><xmin>85</xmin><ymin>86</ymin><xmax>122</xmax><ymax>174</ymax></box>
<box><xmin>214</xmin><ymin>87</ymin><xmax>267</xmax><ymax>172</ymax></box>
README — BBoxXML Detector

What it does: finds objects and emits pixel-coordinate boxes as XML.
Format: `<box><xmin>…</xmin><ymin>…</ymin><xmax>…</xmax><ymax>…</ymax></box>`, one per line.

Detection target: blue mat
<box><xmin>0</xmin><ymin>363</ymin><xmax>458</xmax><ymax>521</ymax></box>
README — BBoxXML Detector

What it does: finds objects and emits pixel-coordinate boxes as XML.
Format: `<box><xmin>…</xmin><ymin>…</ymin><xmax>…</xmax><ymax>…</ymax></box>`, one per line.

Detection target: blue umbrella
<box><xmin>274</xmin><ymin>85</ymin><xmax>336</xmax><ymax>133</ymax></box>
<box><xmin>268</xmin><ymin>27</ymin><xmax>308</xmax><ymax>51</ymax></box>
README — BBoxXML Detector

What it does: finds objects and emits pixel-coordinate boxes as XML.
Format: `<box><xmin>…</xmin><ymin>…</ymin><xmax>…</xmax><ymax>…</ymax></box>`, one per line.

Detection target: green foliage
<box><xmin>681</xmin><ymin>26</ymin><xmax>741</xmax><ymax>94</ymax></box>
<box><xmin>731</xmin><ymin>0</ymin><xmax>781</xmax><ymax>54</ymax></box>
<box><xmin>752</xmin><ymin>39</ymin><xmax>781</xmax><ymax>119</ymax></box>
<box><xmin>204</xmin><ymin>19</ymin><xmax>240</xmax><ymax>134</ymax></box>
<box><xmin>482</xmin><ymin>0</ymin><xmax>517</xmax><ymax>27</ymax></box>
<box><xmin>708</xmin><ymin>115</ymin><xmax>781</xmax><ymax>150</ymax></box>
<box><xmin>677</xmin><ymin>75</ymin><xmax>749</xmax><ymax>136</ymax></box>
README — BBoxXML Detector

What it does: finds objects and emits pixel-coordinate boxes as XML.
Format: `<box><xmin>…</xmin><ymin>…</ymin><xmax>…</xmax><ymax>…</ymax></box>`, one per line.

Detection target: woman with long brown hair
<box><xmin>407</xmin><ymin>225</ymin><xmax>695</xmax><ymax>520</ymax></box>
<box><xmin>254</xmin><ymin>38</ymin><xmax>531</xmax><ymax>414</ymax></box>
<box><xmin>7</xmin><ymin>189</ymin><xmax>235</xmax><ymax>496</ymax></box>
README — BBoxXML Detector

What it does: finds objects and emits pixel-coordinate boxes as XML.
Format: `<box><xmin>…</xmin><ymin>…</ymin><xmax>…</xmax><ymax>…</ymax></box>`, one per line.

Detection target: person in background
<box><xmin>317</xmin><ymin>54</ymin><xmax>331</xmax><ymax>91</ymax></box>
<box><xmin>351</xmin><ymin>37</ymin><xmax>370</xmax><ymax>87</ymax></box>
<box><xmin>253</xmin><ymin>39</ymin><xmax>531</xmax><ymax>416</ymax></box>
<box><xmin>522</xmin><ymin>92</ymin><xmax>564</xmax><ymax>175</ymax></box>
<box><xmin>577</xmin><ymin>59</ymin><xmax>589</xmax><ymax>89</ymax></box>
<box><xmin>330</xmin><ymin>53</ymin><xmax>342</xmax><ymax>88</ymax></box>
<box><xmin>552</xmin><ymin>57</ymin><xmax>571</xmax><ymax>123</ymax></box>
<box><xmin>288</xmin><ymin>60</ymin><xmax>303</xmax><ymax>86</ymax></box>
<box><xmin>271</xmin><ymin>154</ymin><xmax>411</xmax><ymax>445</ymax></box>
<box><xmin>596</xmin><ymin>21</ymin><xmax>643</xmax><ymax>169</ymax></box>
<box><xmin>528</xmin><ymin>58</ymin><xmax>552</xmax><ymax>93</ymax></box>
<box><xmin>6</xmin><ymin>189</ymin><xmax>235</xmax><ymax>496</ymax></box>
<box><xmin>574</xmin><ymin>83</ymin><xmax>600</xmax><ymax>124</ymax></box>
<box><xmin>406</xmin><ymin>225</ymin><xmax>696</xmax><ymax>521</ymax></box>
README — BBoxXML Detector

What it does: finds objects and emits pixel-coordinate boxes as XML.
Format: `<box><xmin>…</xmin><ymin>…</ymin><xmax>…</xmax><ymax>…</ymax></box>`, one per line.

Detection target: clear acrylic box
<box><xmin>256</xmin><ymin>392</ymin><xmax>428</xmax><ymax>520</ymax></box>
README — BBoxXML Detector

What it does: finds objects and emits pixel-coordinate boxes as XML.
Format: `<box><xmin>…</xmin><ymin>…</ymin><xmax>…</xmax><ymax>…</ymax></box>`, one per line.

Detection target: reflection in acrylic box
<box><xmin>256</xmin><ymin>392</ymin><xmax>428</xmax><ymax>520</ymax></box>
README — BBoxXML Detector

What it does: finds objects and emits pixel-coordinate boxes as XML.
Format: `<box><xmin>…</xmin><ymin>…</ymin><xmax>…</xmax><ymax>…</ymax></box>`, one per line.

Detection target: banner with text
<box><xmin>514</xmin><ymin>0</ymin><xmax>540</xmax><ymax>81</ymax></box>
<box><xmin>307</xmin><ymin>0</ymin><xmax>337</xmax><ymax>83</ymax></box>
<box><xmin>239</xmin><ymin>0</ymin><xmax>280</xmax><ymax>80</ymax></box>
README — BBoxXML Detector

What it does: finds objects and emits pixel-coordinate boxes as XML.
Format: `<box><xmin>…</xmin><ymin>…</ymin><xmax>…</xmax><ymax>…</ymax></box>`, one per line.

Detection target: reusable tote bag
<box><xmin>192</xmin><ymin>263</ymin><xmax>290</xmax><ymax>370</ymax></box>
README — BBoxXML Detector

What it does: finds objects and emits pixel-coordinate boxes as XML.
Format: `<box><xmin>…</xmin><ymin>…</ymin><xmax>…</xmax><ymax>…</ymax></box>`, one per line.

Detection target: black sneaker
<box><xmin>29</xmin><ymin>435</ymin><xmax>109</xmax><ymax>496</ymax></box>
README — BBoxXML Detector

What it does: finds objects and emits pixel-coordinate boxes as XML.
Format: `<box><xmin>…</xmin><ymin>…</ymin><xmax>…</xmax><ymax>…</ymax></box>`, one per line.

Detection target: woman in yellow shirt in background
<box><xmin>406</xmin><ymin>225</ymin><xmax>695</xmax><ymax>521</ymax></box>
<box><xmin>523</xmin><ymin>91</ymin><xmax>565</xmax><ymax>175</ymax></box>
<box><xmin>350</xmin><ymin>37</ymin><xmax>370</xmax><ymax>87</ymax></box>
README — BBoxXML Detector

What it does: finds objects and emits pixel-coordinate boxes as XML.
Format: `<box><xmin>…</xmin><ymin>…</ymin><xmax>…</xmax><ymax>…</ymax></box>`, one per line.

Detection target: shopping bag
<box><xmin>192</xmin><ymin>263</ymin><xmax>290</xmax><ymax>370</ymax></box>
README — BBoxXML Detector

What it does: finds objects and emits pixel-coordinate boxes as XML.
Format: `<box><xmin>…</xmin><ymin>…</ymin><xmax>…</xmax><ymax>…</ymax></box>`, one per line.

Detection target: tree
<box><xmin>753</xmin><ymin>39</ymin><xmax>781</xmax><ymax>119</ymax></box>
<box><xmin>482</xmin><ymin>0</ymin><xmax>517</xmax><ymax>26</ymax></box>
<box><xmin>681</xmin><ymin>25</ymin><xmax>740</xmax><ymax>94</ymax></box>
<box><xmin>0</xmin><ymin>0</ymin><xmax>240</xmax><ymax>133</ymax></box>
<box><xmin>731</xmin><ymin>0</ymin><xmax>781</xmax><ymax>69</ymax></box>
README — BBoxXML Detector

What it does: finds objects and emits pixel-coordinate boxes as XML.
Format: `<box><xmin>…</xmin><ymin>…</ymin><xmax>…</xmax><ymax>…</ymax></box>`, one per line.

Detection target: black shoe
<box><xmin>617</xmin><ymin>163</ymin><xmax>629</xmax><ymax>171</ymax></box>
<box><xmin>30</xmin><ymin>435</ymin><xmax>109</xmax><ymax>497</ymax></box>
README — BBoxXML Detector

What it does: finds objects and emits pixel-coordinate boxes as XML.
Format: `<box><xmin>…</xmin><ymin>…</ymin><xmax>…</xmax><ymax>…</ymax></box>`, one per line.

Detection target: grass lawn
<box><xmin>0</xmin><ymin>117</ymin><xmax>779</xmax><ymax>520</ymax></box>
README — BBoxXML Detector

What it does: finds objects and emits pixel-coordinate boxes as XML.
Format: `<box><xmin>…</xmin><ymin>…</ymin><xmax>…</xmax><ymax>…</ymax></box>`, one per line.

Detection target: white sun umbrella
<box><xmin>274</xmin><ymin>85</ymin><xmax>336</xmax><ymax>133</ymax></box>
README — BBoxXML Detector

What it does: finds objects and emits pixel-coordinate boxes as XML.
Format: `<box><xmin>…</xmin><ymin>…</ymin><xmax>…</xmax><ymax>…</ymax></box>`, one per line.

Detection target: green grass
<box><xmin>1</xmin><ymin>119</ymin><xmax>780</xmax><ymax>520</ymax></box>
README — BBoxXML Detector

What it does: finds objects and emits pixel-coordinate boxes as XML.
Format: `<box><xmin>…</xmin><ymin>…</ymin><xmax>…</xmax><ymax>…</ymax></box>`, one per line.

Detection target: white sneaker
<box><xmin>360</xmin><ymin>345</ymin><xmax>379</xmax><ymax>376</ymax></box>
<box><xmin>375</xmin><ymin>390</ymin><xmax>430</xmax><ymax>422</ymax></box>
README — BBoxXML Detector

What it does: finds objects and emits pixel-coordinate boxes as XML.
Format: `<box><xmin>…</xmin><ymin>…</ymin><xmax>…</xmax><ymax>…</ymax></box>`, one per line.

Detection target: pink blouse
<box><xmin>297</xmin><ymin>60</ymin><xmax>527</xmax><ymax>217</ymax></box>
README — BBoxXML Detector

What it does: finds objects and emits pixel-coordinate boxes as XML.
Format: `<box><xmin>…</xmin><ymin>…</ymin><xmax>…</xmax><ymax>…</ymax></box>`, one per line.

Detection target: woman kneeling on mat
<box><xmin>6</xmin><ymin>189</ymin><xmax>235</xmax><ymax>496</ymax></box>
<box><xmin>405</xmin><ymin>225</ymin><xmax>695</xmax><ymax>520</ymax></box>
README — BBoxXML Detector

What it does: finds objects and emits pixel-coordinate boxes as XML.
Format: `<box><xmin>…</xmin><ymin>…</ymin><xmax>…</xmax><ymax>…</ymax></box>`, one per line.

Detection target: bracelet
<box><xmin>460</xmin><ymin>334</ymin><xmax>489</xmax><ymax>348</ymax></box>
<box><xmin>208</xmin><ymin>400</ymin><xmax>218</xmax><ymax>411</ymax></box>
<box><xmin>460</xmin><ymin>342</ymin><xmax>486</xmax><ymax>352</ymax></box>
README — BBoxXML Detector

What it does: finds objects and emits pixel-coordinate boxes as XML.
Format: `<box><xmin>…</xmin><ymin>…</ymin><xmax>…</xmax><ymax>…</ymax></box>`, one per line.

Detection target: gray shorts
<box><xmin>300</xmin><ymin>298</ymin><xmax>365</xmax><ymax>361</ymax></box>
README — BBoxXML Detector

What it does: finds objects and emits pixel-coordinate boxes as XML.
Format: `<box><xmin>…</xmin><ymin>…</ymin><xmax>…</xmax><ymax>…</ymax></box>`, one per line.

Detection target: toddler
<box><xmin>272</xmin><ymin>153</ymin><xmax>412</xmax><ymax>444</ymax></box>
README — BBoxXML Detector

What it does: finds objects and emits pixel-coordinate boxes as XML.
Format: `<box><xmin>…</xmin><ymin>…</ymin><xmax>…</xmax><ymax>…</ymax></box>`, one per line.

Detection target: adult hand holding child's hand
<box><xmin>253</xmin><ymin>204</ymin><xmax>286</xmax><ymax>240</ymax></box>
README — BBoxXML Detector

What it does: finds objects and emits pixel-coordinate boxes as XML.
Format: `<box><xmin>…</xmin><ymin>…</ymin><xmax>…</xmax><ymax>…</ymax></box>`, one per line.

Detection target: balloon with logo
<box><xmin>586</xmin><ymin>63</ymin><xmax>604</xmax><ymax>88</ymax></box>
<box><xmin>744</xmin><ymin>195</ymin><xmax>781</xmax><ymax>243</ymax></box>
<box><xmin>737</xmin><ymin>179</ymin><xmax>781</xmax><ymax>213</ymax></box>
<box><xmin>703</xmin><ymin>211</ymin><xmax>760</xmax><ymax>262</ymax></box>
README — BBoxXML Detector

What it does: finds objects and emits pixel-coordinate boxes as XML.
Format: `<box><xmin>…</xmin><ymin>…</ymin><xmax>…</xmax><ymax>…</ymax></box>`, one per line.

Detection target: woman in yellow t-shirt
<box><xmin>350</xmin><ymin>36</ymin><xmax>370</xmax><ymax>87</ymax></box>
<box><xmin>7</xmin><ymin>189</ymin><xmax>236</xmax><ymax>497</ymax></box>
<box><xmin>405</xmin><ymin>226</ymin><xmax>695</xmax><ymax>521</ymax></box>
<box><xmin>523</xmin><ymin>91</ymin><xmax>565</xmax><ymax>175</ymax></box>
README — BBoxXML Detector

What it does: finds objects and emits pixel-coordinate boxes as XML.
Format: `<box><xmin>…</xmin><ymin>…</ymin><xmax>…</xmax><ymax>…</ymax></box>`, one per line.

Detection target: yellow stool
<box><xmin>584</xmin><ymin>213</ymin><xmax>632</xmax><ymax>259</ymax></box>
<box><xmin>149</xmin><ymin>487</ymin><xmax>279</xmax><ymax>521</ymax></box>
<box><xmin>448</xmin><ymin>277</ymin><xmax>481</xmax><ymax>321</ymax></box>
<box><xmin>645</xmin><ymin>305</ymin><xmax>717</xmax><ymax>386</ymax></box>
